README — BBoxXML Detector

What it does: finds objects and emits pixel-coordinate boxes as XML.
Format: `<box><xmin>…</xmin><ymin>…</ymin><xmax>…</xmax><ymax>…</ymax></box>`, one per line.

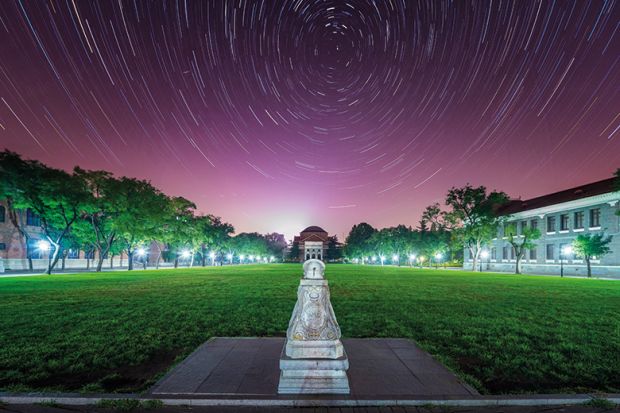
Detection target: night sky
<box><xmin>1</xmin><ymin>1</ymin><xmax>619</xmax><ymax>240</ymax></box>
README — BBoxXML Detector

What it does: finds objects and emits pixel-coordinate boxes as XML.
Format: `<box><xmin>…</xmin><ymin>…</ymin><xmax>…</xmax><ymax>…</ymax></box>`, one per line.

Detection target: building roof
<box><xmin>300</xmin><ymin>226</ymin><xmax>327</xmax><ymax>233</ymax></box>
<box><xmin>498</xmin><ymin>177</ymin><xmax>618</xmax><ymax>215</ymax></box>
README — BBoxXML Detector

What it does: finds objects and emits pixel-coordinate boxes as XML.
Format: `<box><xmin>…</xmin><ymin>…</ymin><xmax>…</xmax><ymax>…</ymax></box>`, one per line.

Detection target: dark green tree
<box><xmin>572</xmin><ymin>233</ymin><xmax>612</xmax><ymax>277</ymax></box>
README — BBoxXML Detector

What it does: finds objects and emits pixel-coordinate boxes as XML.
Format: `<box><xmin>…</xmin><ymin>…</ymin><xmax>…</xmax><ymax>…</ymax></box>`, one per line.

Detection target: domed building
<box><xmin>291</xmin><ymin>226</ymin><xmax>330</xmax><ymax>262</ymax></box>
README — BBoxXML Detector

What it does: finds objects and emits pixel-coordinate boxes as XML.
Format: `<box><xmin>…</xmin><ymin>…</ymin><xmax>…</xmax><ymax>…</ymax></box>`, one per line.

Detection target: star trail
<box><xmin>0</xmin><ymin>0</ymin><xmax>619</xmax><ymax>238</ymax></box>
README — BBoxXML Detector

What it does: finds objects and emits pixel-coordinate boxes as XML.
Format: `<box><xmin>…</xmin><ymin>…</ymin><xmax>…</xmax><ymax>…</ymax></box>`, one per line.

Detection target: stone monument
<box><xmin>278</xmin><ymin>259</ymin><xmax>350</xmax><ymax>394</ymax></box>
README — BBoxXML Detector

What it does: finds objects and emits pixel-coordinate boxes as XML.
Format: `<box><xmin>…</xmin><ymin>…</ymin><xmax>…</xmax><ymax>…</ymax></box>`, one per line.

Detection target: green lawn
<box><xmin>0</xmin><ymin>264</ymin><xmax>619</xmax><ymax>395</ymax></box>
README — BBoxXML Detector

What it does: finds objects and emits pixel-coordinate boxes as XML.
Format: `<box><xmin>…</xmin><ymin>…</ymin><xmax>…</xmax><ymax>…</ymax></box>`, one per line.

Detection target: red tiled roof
<box><xmin>498</xmin><ymin>177</ymin><xmax>618</xmax><ymax>215</ymax></box>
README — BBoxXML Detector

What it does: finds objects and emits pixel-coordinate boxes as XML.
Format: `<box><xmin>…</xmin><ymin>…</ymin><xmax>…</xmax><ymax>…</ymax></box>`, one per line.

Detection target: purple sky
<box><xmin>1</xmin><ymin>1</ymin><xmax>619</xmax><ymax>240</ymax></box>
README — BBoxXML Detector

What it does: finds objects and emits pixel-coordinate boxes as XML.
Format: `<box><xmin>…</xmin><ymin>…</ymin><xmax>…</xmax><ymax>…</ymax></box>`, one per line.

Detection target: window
<box><xmin>546</xmin><ymin>244</ymin><xmax>554</xmax><ymax>260</ymax></box>
<box><xmin>529</xmin><ymin>248</ymin><xmax>537</xmax><ymax>260</ymax></box>
<box><xmin>26</xmin><ymin>209</ymin><xmax>40</xmax><ymax>227</ymax></box>
<box><xmin>510</xmin><ymin>247</ymin><xmax>515</xmax><ymax>260</ymax></box>
<box><xmin>560</xmin><ymin>214</ymin><xmax>569</xmax><ymax>231</ymax></box>
<box><xmin>67</xmin><ymin>249</ymin><xmax>79</xmax><ymax>259</ymax></box>
<box><xmin>530</xmin><ymin>219</ymin><xmax>538</xmax><ymax>230</ymax></box>
<box><xmin>0</xmin><ymin>243</ymin><xmax>5</xmax><ymax>250</ymax></box>
<box><xmin>574</xmin><ymin>211</ymin><xmax>584</xmax><ymax>229</ymax></box>
<box><xmin>520</xmin><ymin>221</ymin><xmax>527</xmax><ymax>234</ymax></box>
<box><xmin>491</xmin><ymin>247</ymin><xmax>497</xmax><ymax>260</ymax></box>
<box><xmin>0</xmin><ymin>205</ymin><xmax>5</xmax><ymax>223</ymax></box>
<box><xmin>502</xmin><ymin>246</ymin><xmax>508</xmax><ymax>260</ymax></box>
<box><xmin>590</xmin><ymin>208</ymin><xmax>600</xmax><ymax>227</ymax></box>
<box><xmin>547</xmin><ymin>216</ymin><xmax>556</xmax><ymax>232</ymax></box>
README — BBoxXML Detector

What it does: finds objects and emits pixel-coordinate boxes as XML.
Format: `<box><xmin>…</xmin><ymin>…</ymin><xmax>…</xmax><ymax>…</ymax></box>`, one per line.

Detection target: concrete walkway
<box><xmin>1</xmin><ymin>403</ymin><xmax>618</xmax><ymax>413</ymax></box>
<box><xmin>150</xmin><ymin>337</ymin><xmax>475</xmax><ymax>398</ymax></box>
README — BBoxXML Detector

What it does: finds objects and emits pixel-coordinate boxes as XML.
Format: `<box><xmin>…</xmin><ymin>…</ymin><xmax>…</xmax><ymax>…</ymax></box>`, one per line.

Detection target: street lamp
<box><xmin>270</xmin><ymin>256</ymin><xmax>275</xmax><ymax>263</ymax></box>
<box><xmin>209</xmin><ymin>251</ymin><xmax>216</xmax><ymax>266</ymax></box>
<box><xmin>249</xmin><ymin>255</ymin><xmax>254</xmax><ymax>262</ymax></box>
<box><xmin>37</xmin><ymin>240</ymin><xmax>50</xmax><ymax>252</ymax></box>
<box><xmin>239</xmin><ymin>254</ymin><xmax>245</xmax><ymax>264</ymax></box>
<box><xmin>409</xmin><ymin>254</ymin><xmax>416</xmax><ymax>267</ymax></box>
<box><xmin>480</xmin><ymin>250</ymin><xmax>489</xmax><ymax>272</ymax></box>
<box><xmin>379</xmin><ymin>255</ymin><xmax>385</xmax><ymax>266</ymax></box>
<box><xmin>434</xmin><ymin>252</ymin><xmax>443</xmax><ymax>269</ymax></box>
<box><xmin>560</xmin><ymin>245</ymin><xmax>573</xmax><ymax>277</ymax></box>
<box><xmin>227</xmin><ymin>253</ymin><xmax>233</xmax><ymax>264</ymax></box>
<box><xmin>392</xmin><ymin>254</ymin><xmax>399</xmax><ymax>266</ymax></box>
<box><xmin>371</xmin><ymin>256</ymin><xmax>377</xmax><ymax>264</ymax></box>
<box><xmin>136</xmin><ymin>247</ymin><xmax>146</xmax><ymax>256</ymax></box>
<box><xmin>418</xmin><ymin>256</ymin><xmax>425</xmax><ymax>268</ymax></box>
<box><xmin>180</xmin><ymin>249</ymin><xmax>191</xmax><ymax>259</ymax></box>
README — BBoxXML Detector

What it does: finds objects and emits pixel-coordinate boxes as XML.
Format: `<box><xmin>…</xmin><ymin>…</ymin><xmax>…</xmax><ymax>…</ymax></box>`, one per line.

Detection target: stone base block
<box><xmin>278</xmin><ymin>345</ymin><xmax>350</xmax><ymax>394</ymax></box>
<box><xmin>285</xmin><ymin>339</ymin><xmax>344</xmax><ymax>359</ymax></box>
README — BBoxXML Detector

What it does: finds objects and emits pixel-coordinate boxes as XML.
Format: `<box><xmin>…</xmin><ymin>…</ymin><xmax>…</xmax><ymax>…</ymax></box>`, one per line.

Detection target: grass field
<box><xmin>0</xmin><ymin>264</ymin><xmax>619</xmax><ymax>395</ymax></box>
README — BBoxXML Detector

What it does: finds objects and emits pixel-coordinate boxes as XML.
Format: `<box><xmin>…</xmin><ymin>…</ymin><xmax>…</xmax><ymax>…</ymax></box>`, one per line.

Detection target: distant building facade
<box><xmin>464</xmin><ymin>178</ymin><xmax>620</xmax><ymax>278</ymax></box>
<box><xmin>291</xmin><ymin>226</ymin><xmax>330</xmax><ymax>262</ymax></box>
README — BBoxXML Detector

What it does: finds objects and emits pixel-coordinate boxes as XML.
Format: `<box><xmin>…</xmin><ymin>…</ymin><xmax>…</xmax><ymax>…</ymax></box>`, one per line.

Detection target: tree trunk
<box><xmin>515</xmin><ymin>255</ymin><xmax>521</xmax><ymax>274</ymax></box>
<box><xmin>174</xmin><ymin>257</ymin><xmax>179</xmax><ymax>268</ymax></box>
<box><xmin>190</xmin><ymin>253</ymin><xmax>195</xmax><ymax>267</ymax></box>
<box><xmin>470</xmin><ymin>246</ymin><xmax>479</xmax><ymax>272</ymax></box>
<box><xmin>61</xmin><ymin>251</ymin><xmax>67</xmax><ymax>270</ymax></box>
<box><xmin>128</xmin><ymin>251</ymin><xmax>134</xmax><ymax>271</ymax></box>
<box><xmin>586</xmin><ymin>258</ymin><xmax>592</xmax><ymax>278</ymax></box>
<box><xmin>110</xmin><ymin>255</ymin><xmax>114</xmax><ymax>269</ymax></box>
<box><xmin>96</xmin><ymin>249</ymin><xmax>105</xmax><ymax>272</ymax></box>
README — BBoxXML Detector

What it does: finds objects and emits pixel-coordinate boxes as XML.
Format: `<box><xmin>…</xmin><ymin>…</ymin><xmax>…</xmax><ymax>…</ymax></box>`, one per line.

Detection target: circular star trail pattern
<box><xmin>0</xmin><ymin>0</ymin><xmax>619</xmax><ymax>238</ymax></box>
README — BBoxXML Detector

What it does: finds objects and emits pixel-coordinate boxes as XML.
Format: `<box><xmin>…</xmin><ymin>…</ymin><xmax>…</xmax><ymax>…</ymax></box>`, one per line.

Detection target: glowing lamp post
<box><xmin>371</xmin><ymin>256</ymin><xmax>377</xmax><ymax>264</ymax></box>
<box><xmin>270</xmin><ymin>256</ymin><xmax>275</xmax><ymax>263</ymax></box>
<box><xmin>434</xmin><ymin>252</ymin><xmax>443</xmax><ymax>269</ymax></box>
<box><xmin>136</xmin><ymin>247</ymin><xmax>147</xmax><ymax>269</ymax></box>
<box><xmin>560</xmin><ymin>245</ymin><xmax>573</xmax><ymax>277</ymax></box>
<box><xmin>409</xmin><ymin>254</ymin><xmax>416</xmax><ymax>267</ymax></box>
<box><xmin>392</xmin><ymin>254</ymin><xmax>399</xmax><ymax>266</ymax></box>
<box><xmin>480</xmin><ymin>249</ymin><xmax>489</xmax><ymax>272</ymax></box>
<box><xmin>239</xmin><ymin>254</ymin><xmax>245</xmax><ymax>264</ymax></box>
<box><xmin>227</xmin><ymin>253</ymin><xmax>233</xmax><ymax>264</ymax></box>
<box><xmin>249</xmin><ymin>255</ymin><xmax>254</xmax><ymax>263</ymax></box>
<box><xmin>209</xmin><ymin>251</ymin><xmax>216</xmax><ymax>266</ymax></box>
<box><xmin>38</xmin><ymin>240</ymin><xmax>52</xmax><ymax>270</ymax></box>
<box><xmin>418</xmin><ymin>256</ymin><xmax>425</xmax><ymax>268</ymax></box>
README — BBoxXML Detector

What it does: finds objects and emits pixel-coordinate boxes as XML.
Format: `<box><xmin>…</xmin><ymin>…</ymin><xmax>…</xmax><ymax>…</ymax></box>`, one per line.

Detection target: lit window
<box><xmin>560</xmin><ymin>214</ymin><xmax>569</xmax><ymax>231</ymax></box>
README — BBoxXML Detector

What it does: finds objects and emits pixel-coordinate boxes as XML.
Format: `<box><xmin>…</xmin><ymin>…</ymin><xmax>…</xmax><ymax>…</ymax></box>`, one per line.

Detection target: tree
<box><xmin>0</xmin><ymin>151</ymin><xmax>91</xmax><ymax>274</ymax></box>
<box><xmin>426</xmin><ymin>185</ymin><xmax>509</xmax><ymax>272</ymax></box>
<box><xmin>344</xmin><ymin>223</ymin><xmax>376</xmax><ymax>262</ymax></box>
<box><xmin>572</xmin><ymin>233</ymin><xmax>612</xmax><ymax>277</ymax></box>
<box><xmin>287</xmin><ymin>242</ymin><xmax>300</xmax><ymax>261</ymax></box>
<box><xmin>504</xmin><ymin>223</ymin><xmax>541</xmax><ymax>274</ymax></box>
<box><xmin>75</xmin><ymin>169</ymin><xmax>146</xmax><ymax>272</ymax></box>
<box><xmin>325</xmin><ymin>235</ymin><xmax>342</xmax><ymax>261</ymax></box>
<box><xmin>114</xmin><ymin>178</ymin><xmax>169</xmax><ymax>270</ymax></box>
<box><xmin>264</xmin><ymin>232</ymin><xmax>287</xmax><ymax>261</ymax></box>
<box><xmin>160</xmin><ymin>196</ymin><xmax>197</xmax><ymax>268</ymax></box>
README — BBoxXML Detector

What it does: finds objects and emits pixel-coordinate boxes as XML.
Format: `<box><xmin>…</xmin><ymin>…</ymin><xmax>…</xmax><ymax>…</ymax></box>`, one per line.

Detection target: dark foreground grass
<box><xmin>0</xmin><ymin>264</ymin><xmax>618</xmax><ymax>395</ymax></box>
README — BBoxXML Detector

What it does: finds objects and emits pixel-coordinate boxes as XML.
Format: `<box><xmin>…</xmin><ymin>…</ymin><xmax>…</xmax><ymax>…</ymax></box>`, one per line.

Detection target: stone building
<box><xmin>464</xmin><ymin>178</ymin><xmax>620</xmax><ymax>278</ymax></box>
<box><xmin>291</xmin><ymin>226</ymin><xmax>330</xmax><ymax>262</ymax></box>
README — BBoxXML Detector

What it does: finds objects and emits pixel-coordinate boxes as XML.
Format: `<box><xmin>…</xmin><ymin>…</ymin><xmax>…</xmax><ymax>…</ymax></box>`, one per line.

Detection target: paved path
<box><xmin>1</xmin><ymin>403</ymin><xmax>618</xmax><ymax>413</ymax></box>
<box><xmin>150</xmin><ymin>338</ymin><xmax>477</xmax><ymax>398</ymax></box>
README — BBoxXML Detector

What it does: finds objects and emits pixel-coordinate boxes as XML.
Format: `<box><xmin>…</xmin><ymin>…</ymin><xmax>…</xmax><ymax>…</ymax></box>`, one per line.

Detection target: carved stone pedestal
<box><xmin>278</xmin><ymin>260</ymin><xmax>350</xmax><ymax>394</ymax></box>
